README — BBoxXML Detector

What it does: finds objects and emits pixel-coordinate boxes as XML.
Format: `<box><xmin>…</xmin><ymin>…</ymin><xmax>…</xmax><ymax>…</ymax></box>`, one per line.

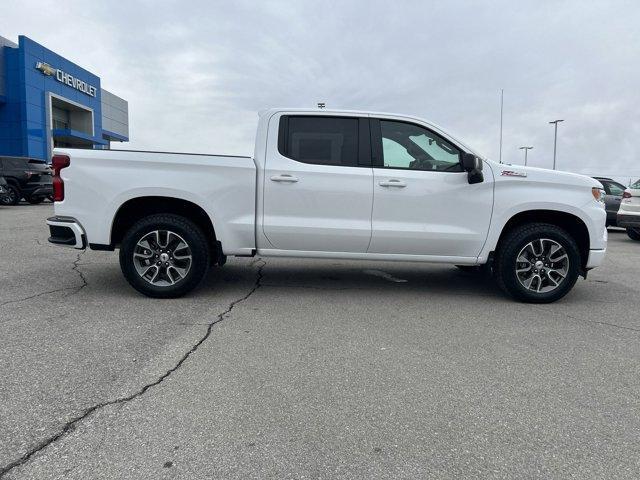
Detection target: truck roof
<box><xmin>260</xmin><ymin>107</ymin><xmax>483</xmax><ymax>158</ymax></box>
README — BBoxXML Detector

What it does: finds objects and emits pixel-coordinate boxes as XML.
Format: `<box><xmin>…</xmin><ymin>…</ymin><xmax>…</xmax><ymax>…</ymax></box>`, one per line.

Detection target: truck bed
<box><xmin>53</xmin><ymin>148</ymin><xmax>257</xmax><ymax>255</ymax></box>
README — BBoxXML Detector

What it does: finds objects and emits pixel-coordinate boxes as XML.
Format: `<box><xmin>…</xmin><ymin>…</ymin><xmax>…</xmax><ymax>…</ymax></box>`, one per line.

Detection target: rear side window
<box><xmin>278</xmin><ymin>116</ymin><xmax>358</xmax><ymax>167</ymax></box>
<box><xmin>604</xmin><ymin>181</ymin><xmax>625</xmax><ymax>196</ymax></box>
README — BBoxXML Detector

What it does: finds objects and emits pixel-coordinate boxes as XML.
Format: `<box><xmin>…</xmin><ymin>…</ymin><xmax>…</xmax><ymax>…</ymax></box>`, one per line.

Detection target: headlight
<box><xmin>592</xmin><ymin>187</ymin><xmax>606</xmax><ymax>205</ymax></box>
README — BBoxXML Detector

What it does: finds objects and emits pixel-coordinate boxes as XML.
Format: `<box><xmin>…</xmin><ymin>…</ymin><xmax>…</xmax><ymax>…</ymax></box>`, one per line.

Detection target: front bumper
<box><xmin>617</xmin><ymin>213</ymin><xmax>640</xmax><ymax>229</ymax></box>
<box><xmin>586</xmin><ymin>249</ymin><xmax>607</xmax><ymax>269</ymax></box>
<box><xmin>46</xmin><ymin>216</ymin><xmax>86</xmax><ymax>249</ymax></box>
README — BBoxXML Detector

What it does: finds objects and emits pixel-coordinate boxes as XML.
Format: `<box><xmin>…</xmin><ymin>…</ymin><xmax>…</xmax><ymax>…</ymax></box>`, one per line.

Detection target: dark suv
<box><xmin>0</xmin><ymin>156</ymin><xmax>53</xmax><ymax>205</ymax></box>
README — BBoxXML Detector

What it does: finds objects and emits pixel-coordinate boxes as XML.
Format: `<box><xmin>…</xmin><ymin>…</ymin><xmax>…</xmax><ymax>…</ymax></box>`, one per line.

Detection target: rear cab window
<box><xmin>278</xmin><ymin>115</ymin><xmax>370</xmax><ymax>167</ymax></box>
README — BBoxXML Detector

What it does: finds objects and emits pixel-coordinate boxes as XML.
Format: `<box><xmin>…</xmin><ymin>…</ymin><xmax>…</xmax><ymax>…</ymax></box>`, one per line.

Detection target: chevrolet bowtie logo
<box><xmin>35</xmin><ymin>62</ymin><xmax>56</xmax><ymax>76</ymax></box>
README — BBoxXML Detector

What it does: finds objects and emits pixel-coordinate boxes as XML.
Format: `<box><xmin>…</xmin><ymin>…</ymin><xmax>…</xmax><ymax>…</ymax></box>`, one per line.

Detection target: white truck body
<box><xmin>48</xmin><ymin>108</ymin><xmax>608</xmax><ymax>301</ymax></box>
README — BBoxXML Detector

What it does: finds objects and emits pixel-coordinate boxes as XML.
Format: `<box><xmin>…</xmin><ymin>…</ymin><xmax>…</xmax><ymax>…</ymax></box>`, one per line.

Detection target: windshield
<box><xmin>631</xmin><ymin>179</ymin><xmax>640</xmax><ymax>189</ymax></box>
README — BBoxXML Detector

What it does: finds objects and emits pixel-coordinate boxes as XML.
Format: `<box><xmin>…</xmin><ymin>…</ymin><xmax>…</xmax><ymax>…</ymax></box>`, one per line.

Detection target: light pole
<box><xmin>549</xmin><ymin>119</ymin><xmax>564</xmax><ymax>170</ymax></box>
<box><xmin>519</xmin><ymin>146</ymin><xmax>533</xmax><ymax>166</ymax></box>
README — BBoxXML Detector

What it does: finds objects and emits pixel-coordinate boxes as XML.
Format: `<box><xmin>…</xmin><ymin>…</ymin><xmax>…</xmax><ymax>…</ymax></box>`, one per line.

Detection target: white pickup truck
<box><xmin>46</xmin><ymin>108</ymin><xmax>607</xmax><ymax>303</ymax></box>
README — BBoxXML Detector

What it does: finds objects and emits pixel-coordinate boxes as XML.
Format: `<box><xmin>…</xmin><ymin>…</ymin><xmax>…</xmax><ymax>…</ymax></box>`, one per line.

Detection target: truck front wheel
<box><xmin>119</xmin><ymin>214</ymin><xmax>210</xmax><ymax>298</ymax></box>
<box><xmin>494</xmin><ymin>223</ymin><xmax>581</xmax><ymax>303</ymax></box>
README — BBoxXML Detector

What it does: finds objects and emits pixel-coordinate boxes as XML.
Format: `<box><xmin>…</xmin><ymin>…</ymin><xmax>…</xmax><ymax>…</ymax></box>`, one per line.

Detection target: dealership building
<box><xmin>0</xmin><ymin>35</ymin><xmax>129</xmax><ymax>161</ymax></box>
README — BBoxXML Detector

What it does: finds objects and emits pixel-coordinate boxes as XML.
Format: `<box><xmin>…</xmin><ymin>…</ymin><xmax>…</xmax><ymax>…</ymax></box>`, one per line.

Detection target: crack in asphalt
<box><xmin>0</xmin><ymin>259</ymin><xmax>266</xmax><ymax>478</ymax></box>
<box><xmin>70</xmin><ymin>252</ymin><xmax>88</xmax><ymax>293</ymax></box>
<box><xmin>532</xmin><ymin>305</ymin><xmax>640</xmax><ymax>334</ymax></box>
<box><xmin>0</xmin><ymin>253</ymin><xmax>87</xmax><ymax>309</ymax></box>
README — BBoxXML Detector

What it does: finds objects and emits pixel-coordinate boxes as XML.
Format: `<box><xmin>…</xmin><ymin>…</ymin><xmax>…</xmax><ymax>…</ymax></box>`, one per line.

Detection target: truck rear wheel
<box><xmin>119</xmin><ymin>214</ymin><xmax>210</xmax><ymax>298</ymax></box>
<box><xmin>627</xmin><ymin>228</ymin><xmax>640</xmax><ymax>241</ymax></box>
<box><xmin>494</xmin><ymin>223</ymin><xmax>581</xmax><ymax>303</ymax></box>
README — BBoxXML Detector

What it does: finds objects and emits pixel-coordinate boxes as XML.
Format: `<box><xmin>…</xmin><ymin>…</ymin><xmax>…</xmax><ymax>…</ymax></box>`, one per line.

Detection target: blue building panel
<box><xmin>0</xmin><ymin>34</ymin><xmax>127</xmax><ymax>161</ymax></box>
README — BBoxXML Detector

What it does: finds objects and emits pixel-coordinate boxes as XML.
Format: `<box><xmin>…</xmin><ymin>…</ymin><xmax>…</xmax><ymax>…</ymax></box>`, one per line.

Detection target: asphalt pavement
<box><xmin>1</xmin><ymin>204</ymin><xmax>640</xmax><ymax>479</ymax></box>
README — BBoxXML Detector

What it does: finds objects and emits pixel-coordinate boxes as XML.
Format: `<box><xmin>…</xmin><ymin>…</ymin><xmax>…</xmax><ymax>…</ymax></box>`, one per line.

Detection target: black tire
<box><xmin>494</xmin><ymin>223</ymin><xmax>581</xmax><ymax>303</ymax></box>
<box><xmin>627</xmin><ymin>228</ymin><xmax>640</xmax><ymax>241</ymax></box>
<box><xmin>1</xmin><ymin>184</ymin><xmax>21</xmax><ymax>205</ymax></box>
<box><xmin>119</xmin><ymin>214</ymin><xmax>210</xmax><ymax>298</ymax></box>
<box><xmin>26</xmin><ymin>196</ymin><xmax>45</xmax><ymax>204</ymax></box>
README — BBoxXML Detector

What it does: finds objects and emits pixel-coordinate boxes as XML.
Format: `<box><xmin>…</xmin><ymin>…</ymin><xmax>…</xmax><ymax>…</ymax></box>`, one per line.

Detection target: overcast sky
<box><xmin>4</xmin><ymin>0</ymin><xmax>640</xmax><ymax>181</ymax></box>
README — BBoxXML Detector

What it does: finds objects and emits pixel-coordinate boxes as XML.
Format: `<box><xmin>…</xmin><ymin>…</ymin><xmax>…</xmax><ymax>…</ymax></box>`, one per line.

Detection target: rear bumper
<box><xmin>617</xmin><ymin>213</ymin><xmax>640</xmax><ymax>229</ymax></box>
<box><xmin>586</xmin><ymin>249</ymin><xmax>607</xmax><ymax>269</ymax></box>
<box><xmin>46</xmin><ymin>216</ymin><xmax>86</xmax><ymax>249</ymax></box>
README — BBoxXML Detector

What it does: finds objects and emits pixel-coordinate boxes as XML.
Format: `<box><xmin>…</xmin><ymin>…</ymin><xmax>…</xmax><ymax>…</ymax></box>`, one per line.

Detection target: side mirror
<box><xmin>461</xmin><ymin>153</ymin><xmax>484</xmax><ymax>184</ymax></box>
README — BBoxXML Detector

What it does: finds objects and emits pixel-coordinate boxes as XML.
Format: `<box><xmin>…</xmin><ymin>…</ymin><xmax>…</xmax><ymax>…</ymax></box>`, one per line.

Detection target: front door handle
<box><xmin>270</xmin><ymin>174</ymin><xmax>299</xmax><ymax>183</ymax></box>
<box><xmin>379</xmin><ymin>179</ymin><xmax>407</xmax><ymax>187</ymax></box>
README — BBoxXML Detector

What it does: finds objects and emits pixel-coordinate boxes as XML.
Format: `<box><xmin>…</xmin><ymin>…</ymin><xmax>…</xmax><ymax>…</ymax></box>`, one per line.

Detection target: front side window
<box><xmin>279</xmin><ymin>116</ymin><xmax>358</xmax><ymax>167</ymax></box>
<box><xmin>379</xmin><ymin>120</ymin><xmax>462</xmax><ymax>172</ymax></box>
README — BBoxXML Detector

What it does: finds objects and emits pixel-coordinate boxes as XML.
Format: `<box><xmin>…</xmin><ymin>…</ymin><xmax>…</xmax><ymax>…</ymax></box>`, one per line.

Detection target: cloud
<box><xmin>3</xmin><ymin>0</ymin><xmax>639</xmax><ymax>181</ymax></box>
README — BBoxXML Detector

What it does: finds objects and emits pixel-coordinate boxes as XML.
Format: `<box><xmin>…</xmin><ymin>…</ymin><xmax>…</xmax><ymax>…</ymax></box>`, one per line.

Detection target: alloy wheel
<box><xmin>515</xmin><ymin>238</ymin><xmax>569</xmax><ymax>294</ymax></box>
<box><xmin>3</xmin><ymin>187</ymin><xmax>17</xmax><ymax>205</ymax></box>
<box><xmin>133</xmin><ymin>230</ymin><xmax>193</xmax><ymax>287</ymax></box>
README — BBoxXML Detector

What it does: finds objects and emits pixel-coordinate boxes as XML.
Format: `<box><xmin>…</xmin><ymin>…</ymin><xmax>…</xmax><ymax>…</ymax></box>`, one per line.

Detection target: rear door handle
<box><xmin>270</xmin><ymin>174</ymin><xmax>299</xmax><ymax>183</ymax></box>
<box><xmin>379</xmin><ymin>179</ymin><xmax>407</xmax><ymax>187</ymax></box>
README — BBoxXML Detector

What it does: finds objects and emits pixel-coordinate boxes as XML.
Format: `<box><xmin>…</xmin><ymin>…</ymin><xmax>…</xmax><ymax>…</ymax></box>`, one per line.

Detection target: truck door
<box><xmin>262</xmin><ymin>114</ymin><xmax>373</xmax><ymax>253</ymax></box>
<box><xmin>368</xmin><ymin>118</ymin><xmax>494</xmax><ymax>258</ymax></box>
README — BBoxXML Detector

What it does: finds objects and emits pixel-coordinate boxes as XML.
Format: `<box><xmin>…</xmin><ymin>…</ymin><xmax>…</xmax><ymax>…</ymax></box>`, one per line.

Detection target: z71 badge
<box><xmin>501</xmin><ymin>170</ymin><xmax>528</xmax><ymax>178</ymax></box>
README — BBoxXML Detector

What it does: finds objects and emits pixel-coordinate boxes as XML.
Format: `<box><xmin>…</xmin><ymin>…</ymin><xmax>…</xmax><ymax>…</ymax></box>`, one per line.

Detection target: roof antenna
<box><xmin>317</xmin><ymin>102</ymin><xmax>326</xmax><ymax>109</ymax></box>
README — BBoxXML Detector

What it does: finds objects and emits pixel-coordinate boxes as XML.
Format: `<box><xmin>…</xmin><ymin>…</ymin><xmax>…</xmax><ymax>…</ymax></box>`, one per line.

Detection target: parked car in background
<box><xmin>593</xmin><ymin>177</ymin><xmax>627</xmax><ymax>226</ymax></box>
<box><xmin>0</xmin><ymin>176</ymin><xmax>10</xmax><ymax>204</ymax></box>
<box><xmin>0</xmin><ymin>156</ymin><xmax>53</xmax><ymax>205</ymax></box>
<box><xmin>618</xmin><ymin>179</ymin><xmax>640</xmax><ymax>241</ymax></box>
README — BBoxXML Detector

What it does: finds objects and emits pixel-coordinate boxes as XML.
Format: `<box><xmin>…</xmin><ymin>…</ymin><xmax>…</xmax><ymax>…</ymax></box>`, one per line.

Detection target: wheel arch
<box><xmin>109</xmin><ymin>196</ymin><xmax>218</xmax><ymax>258</ymax></box>
<box><xmin>493</xmin><ymin>210</ymin><xmax>590</xmax><ymax>270</ymax></box>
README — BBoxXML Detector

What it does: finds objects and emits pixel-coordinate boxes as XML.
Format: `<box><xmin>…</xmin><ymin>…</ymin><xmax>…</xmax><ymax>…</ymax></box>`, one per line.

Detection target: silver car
<box><xmin>617</xmin><ymin>179</ymin><xmax>640</xmax><ymax>241</ymax></box>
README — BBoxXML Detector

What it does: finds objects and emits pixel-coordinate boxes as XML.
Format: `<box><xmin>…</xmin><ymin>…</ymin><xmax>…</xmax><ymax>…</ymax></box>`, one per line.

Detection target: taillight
<box><xmin>52</xmin><ymin>154</ymin><xmax>70</xmax><ymax>202</ymax></box>
<box><xmin>623</xmin><ymin>191</ymin><xmax>632</xmax><ymax>199</ymax></box>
